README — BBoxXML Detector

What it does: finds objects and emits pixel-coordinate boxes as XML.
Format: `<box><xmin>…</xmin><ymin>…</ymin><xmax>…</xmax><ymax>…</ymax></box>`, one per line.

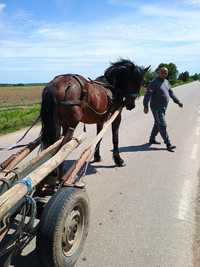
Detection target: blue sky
<box><xmin>0</xmin><ymin>0</ymin><xmax>200</xmax><ymax>83</ymax></box>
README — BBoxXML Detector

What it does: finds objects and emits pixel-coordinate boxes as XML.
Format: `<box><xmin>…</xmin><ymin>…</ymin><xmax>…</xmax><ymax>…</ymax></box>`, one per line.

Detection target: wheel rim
<box><xmin>62</xmin><ymin>204</ymin><xmax>85</xmax><ymax>256</ymax></box>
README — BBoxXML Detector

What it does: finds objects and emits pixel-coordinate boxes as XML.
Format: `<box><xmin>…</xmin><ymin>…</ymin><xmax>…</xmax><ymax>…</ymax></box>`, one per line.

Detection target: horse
<box><xmin>40</xmin><ymin>59</ymin><xmax>150</xmax><ymax>167</ymax></box>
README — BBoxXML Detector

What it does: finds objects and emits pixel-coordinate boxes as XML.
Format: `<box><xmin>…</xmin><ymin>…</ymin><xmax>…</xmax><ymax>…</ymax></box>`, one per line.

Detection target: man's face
<box><xmin>159</xmin><ymin>68</ymin><xmax>168</xmax><ymax>79</ymax></box>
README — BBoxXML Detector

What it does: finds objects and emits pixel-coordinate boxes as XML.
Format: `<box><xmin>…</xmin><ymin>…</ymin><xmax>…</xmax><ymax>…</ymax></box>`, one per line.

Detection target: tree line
<box><xmin>144</xmin><ymin>62</ymin><xmax>200</xmax><ymax>86</ymax></box>
<box><xmin>0</xmin><ymin>83</ymin><xmax>46</xmax><ymax>87</ymax></box>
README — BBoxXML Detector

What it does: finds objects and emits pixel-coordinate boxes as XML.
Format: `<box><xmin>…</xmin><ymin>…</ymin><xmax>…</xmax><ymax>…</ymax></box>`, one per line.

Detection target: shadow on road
<box><xmin>82</xmin><ymin>143</ymin><xmax>167</xmax><ymax>176</ymax></box>
<box><xmin>119</xmin><ymin>143</ymin><xmax>166</xmax><ymax>153</ymax></box>
<box><xmin>0</xmin><ymin>248</ymin><xmax>41</xmax><ymax>267</ymax></box>
<box><xmin>11</xmin><ymin>249</ymin><xmax>41</xmax><ymax>267</ymax></box>
<box><xmin>86</xmin><ymin>163</ymin><xmax>116</xmax><ymax>176</ymax></box>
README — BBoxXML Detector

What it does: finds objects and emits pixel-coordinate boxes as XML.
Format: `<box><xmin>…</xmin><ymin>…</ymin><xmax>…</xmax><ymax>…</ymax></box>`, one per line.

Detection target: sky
<box><xmin>0</xmin><ymin>0</ymin><xmax>200</xmax><ymax>83</ymax></box>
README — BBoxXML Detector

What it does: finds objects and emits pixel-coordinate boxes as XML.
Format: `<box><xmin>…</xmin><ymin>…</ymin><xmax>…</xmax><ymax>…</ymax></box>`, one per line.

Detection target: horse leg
<box><xmin>93</xmin><ymin>122</ymin><xmax>104</xmax><ymax>162</ymax></box>
<box><xmin>57</xmin><ymin>107</ymin><xmax>82</xmax><ymax>179</ymax></box>
<box><xmin>112</xmin><ymin>112</ymin><xmax>125</xmax><ymax>167</ymax></box>
<box><xmin>56</xmin><ymin>122</ymin><xmax>79</xmax><ymax>179</ymax></box>
<box><xmin>61</xmin><ymin>125</ymin><xmax>77</xmax><ymax>147</ymax></box>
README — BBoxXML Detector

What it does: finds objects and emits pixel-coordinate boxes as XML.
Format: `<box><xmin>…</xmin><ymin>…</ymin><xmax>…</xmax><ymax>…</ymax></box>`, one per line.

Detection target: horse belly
<box><xmin>80</xmin><ymin>112</ymin><xmax>108</xmax><ymax>124</ymax></box>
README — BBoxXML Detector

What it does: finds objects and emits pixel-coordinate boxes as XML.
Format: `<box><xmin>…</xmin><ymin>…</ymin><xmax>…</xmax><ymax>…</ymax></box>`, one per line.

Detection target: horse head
<box><xmin>105</xmin><ymin>59</ymin><xmax>150</xmax><ymax>110</ymax></box>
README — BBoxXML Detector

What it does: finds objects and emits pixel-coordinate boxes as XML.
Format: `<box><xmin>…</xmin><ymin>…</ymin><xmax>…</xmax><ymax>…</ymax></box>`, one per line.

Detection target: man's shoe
<box><xmin>149</xmin><ymin>139</ymin><xmax>161</xmax><ymax>145</ymax></box>
<box><xmin>166</xmin><ymin>144</ymin><xmax>176</xmax><ymax>152</ymax></box>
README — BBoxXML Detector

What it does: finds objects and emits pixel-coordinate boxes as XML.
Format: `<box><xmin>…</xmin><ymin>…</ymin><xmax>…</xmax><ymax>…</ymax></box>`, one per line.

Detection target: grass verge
<box><xmin>0</xmin><ymin>104</ymin><xmax>40</xmax><ymax>135</ymax></box>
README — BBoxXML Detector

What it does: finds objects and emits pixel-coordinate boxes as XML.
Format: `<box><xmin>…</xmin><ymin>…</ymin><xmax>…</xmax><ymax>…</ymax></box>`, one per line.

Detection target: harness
<box><xmin>59</xmin><ymin>74</ymin><xmax>113</xmax><ymax>115</ymax></box>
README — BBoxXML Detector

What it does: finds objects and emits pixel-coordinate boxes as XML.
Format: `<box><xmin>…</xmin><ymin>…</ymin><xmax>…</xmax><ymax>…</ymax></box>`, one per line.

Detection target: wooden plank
<box><xmin>0</xmin><ymin>138</ymin><xmax>40</xmax><ymax>171</ymax></box>
<box><xmin>0</xmin><ymin>138</ymin><xmax>64</xmax><ymax>192</ymax></box>
<box><xmin>0</xmin><ymin>133</ymin><xmax>86</xmax><ymax>221</ymax></box>
<box><xmin>63</xmin><ymin>108</ymin><xmax>122</xmax><ymax>185</ymax></box>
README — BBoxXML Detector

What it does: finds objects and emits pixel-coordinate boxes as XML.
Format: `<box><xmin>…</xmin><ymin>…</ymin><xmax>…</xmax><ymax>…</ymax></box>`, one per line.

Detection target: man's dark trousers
<box><xmin>150</xmin><ymin>107</ymin><xmax>171</xmax><ymax>145</ymax></box>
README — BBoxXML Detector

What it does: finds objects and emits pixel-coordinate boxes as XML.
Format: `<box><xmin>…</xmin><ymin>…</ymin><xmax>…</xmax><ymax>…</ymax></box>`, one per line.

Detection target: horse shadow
<box><xmin>62</xmin><ymin>143</ymin><xmax>166</xmax><ymax>177</ymax></box>
<box><xmin>62</xmin><ymin>159</ymin><xmax>116</xmax><ymax>177</ymax></box>
<box><xmin>86</xmin><ymin>162</ymin><xmax>116</xmax><ymax>176</ymax></box>
<box><xmin>118</xmin><ymin>143</ymin><xmax>167</xmax><ymax>153</ymax></box>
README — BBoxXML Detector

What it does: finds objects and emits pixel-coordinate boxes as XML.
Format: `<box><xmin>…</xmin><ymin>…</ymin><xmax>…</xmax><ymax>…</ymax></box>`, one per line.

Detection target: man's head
<box><xmin>159</xmin><ymin>67</ymin><xmax>168</xmax><ymax>79</ymax></box>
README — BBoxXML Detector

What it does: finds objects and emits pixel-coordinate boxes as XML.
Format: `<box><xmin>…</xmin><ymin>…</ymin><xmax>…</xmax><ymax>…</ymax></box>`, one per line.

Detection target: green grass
<box><xmin>0</xmin><ymin>104</ymin><xmax>40</xmax><ymax>135</ymax></box>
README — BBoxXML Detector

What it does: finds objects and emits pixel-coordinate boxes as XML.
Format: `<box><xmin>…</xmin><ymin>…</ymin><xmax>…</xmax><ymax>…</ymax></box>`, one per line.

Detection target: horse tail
<box><xmin>16</xmin><ymin>115</ymin><xmax>41</xmax><ymax>144</ymax></box>
<box><xmin>40</xmin><ymin>85</ymin><xmax>61</xmax><ymax>149</ymax></box>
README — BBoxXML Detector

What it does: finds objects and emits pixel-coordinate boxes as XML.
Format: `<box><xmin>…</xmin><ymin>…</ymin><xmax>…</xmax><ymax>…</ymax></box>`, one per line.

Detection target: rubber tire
<box><xmin>36</xmin><ymin>187</ymin><xmax>90</xmax><ymax>267</ymax></box>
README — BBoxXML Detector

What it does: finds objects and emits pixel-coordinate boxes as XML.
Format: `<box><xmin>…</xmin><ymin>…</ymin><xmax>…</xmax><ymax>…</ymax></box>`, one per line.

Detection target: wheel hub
<box><xmin>62</xmin><ymin>207</ymin><xmax>84</xmax><ymax>256</ymax></box>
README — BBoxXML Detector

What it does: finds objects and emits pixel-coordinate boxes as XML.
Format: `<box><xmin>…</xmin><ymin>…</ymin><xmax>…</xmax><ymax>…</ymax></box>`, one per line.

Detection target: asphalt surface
<box><xmin>0</xmin><ymin>81</ymin><xmax>200</xmax><ymax>267</ymax></box>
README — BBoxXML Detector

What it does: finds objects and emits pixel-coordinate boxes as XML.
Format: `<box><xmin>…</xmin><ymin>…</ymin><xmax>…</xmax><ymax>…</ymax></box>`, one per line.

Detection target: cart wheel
<box><xmin>36</xmin><ymin>187</ymin><xmax>90</xmax><ymax>267</ymax></box>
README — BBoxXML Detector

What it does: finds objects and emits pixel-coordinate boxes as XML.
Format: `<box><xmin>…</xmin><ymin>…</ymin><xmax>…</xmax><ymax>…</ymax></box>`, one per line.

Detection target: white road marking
<box><xmin>178</xmin><ymin>179</ymin><xmax>193</xmax><ymax>221</ymax></box>
<box><xmin>190</xmin><ymin>143</ymin><xmax>198</xmax><ymax>160</ymax></box>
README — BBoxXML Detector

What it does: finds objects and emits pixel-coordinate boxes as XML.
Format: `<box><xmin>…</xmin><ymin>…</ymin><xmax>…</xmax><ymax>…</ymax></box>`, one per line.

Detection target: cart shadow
<box><xmin>0</xmin><ymin>248</ymin><xmax>41</xmax><ymax>267</ymax></box>
<box><xmin>11</xmin><ymin>249</ymin><xmax>41</xmax><ymax>267</ymax></box>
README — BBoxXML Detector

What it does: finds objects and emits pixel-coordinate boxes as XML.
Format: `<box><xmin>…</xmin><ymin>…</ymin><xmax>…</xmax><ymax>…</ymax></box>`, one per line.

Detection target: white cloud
<box><xmin>139</xmin><ymin>3</ymin><xmax>200</xmax><ymax>19</ymax></box>
<box><xmin>183</xmin><ymin>0</ymin><xmax>200</xmax><ymax>5</ymax></box>
<box><xmin>0</xmin><ymin>2</ymin><xmax>200</xmax><ymax>82</ymax></box>
<box><xmin>0</xmin><ymin>3</ymin><xmax>6</xmax><ymax>13</ymax></box>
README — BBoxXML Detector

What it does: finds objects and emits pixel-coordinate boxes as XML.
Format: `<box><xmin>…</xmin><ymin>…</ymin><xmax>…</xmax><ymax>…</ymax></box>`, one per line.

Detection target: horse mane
<box><xmin>104</xmin><ymin>58</ymin><xmax>143</xmax><ymax>92</ymax></box>
<box><xmin>104</xmin><ymin>58</ymin><xmax>138</xmax><ymax>80</ymax></box>
<box><xmin>109</xmin><ymin>58</ymin><xmax>135</xmax><ymax>69</ymax></box>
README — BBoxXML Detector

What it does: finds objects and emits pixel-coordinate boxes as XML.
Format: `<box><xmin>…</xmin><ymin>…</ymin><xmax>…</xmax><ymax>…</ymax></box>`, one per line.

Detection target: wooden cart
<box><xmin>0</xmin><ymin>109</ymin><xmax>121</xmax><ymax>267</ymax></box>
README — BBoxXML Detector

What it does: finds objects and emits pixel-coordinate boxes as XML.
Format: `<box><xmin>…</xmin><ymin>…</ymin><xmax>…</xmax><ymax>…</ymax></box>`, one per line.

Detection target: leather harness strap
<box><xmin>59</xmin><ymin>74</ymin><xmax>112</xmax><ymax>115</ymax></box>
<box><xmin>72</xmin><ymin>75</ymin><xmax>86</xmax><ymax>91</ymax></box>
<box><xmin>87</xmin><ymin>77</ymin><xmax>113</xmax><ymax>90</ymax></box>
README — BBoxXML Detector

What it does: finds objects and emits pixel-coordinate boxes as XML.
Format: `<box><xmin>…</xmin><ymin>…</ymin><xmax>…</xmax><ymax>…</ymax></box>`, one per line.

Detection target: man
<box><xmin>143</xmin><ymin>67</ymin><xmax>183</xmax><ymax>152</ymax></box>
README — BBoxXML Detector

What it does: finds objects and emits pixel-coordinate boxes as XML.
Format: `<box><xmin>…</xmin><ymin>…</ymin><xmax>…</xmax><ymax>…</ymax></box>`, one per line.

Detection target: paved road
<box><xmin>1</xmin><ymin>81</ymin><xmax>200</xmax><ymax>267</ymax></box>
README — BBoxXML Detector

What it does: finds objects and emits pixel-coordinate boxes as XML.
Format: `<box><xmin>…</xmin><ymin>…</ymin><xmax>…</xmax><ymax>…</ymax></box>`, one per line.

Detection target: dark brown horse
<box><xmin>41</xmin><ymin>59</ymin><xmax>150</xmax><ymax>167</ymax></box>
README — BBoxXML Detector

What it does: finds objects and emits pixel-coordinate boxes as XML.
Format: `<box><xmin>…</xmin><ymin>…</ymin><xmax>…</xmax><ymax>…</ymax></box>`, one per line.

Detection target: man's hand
<box><xmin>144</xmin><ymin>107</ymin><xmax>149</xmax><ymax>114</ymax></box>
<box><xmin>178</xmin><ymin>102</ymin><xmax>183</xmax><ymax>108</ymax></box>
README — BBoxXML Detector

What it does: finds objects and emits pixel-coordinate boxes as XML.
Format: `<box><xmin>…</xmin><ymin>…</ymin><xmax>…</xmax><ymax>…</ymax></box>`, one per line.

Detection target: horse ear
<box><xmin>144</xmin><ymin>65</ymin><xmax>151</xmax><ymax>72</ymax></box>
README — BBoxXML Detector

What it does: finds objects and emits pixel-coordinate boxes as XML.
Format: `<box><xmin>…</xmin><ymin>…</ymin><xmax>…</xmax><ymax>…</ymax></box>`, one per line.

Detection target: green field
<box><xmin>0</xmin><ymin>81</ymin><xmax>190</xmax><ymax>135</ymax></box>
<box><xmin>0</xmin><ymin>85</ymin><xmax>43</xmax><ymax>135</ymax></box>
<box><xmin>0</xmin><ymin>104</ymin><xmax>40</xmax><ymax>135</ymax></box>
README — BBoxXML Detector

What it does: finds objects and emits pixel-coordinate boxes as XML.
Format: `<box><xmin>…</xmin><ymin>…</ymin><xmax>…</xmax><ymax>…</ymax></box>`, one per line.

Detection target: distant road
<box><xmin>0</xmin><ymin>81</ymin><xmax>200</xmax><ymax>267</ymax></box>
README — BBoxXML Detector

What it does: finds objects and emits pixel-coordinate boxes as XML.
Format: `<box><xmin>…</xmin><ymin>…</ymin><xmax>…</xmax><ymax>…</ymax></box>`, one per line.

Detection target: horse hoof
<box><xmin>116</xmin><ymin>161</ymin><xmax>126</xmax><ymax>167</ymax></box>
<box><xmin>113</xmin><ymin>156</ymin><xmax>125</xmax><ymax>167</ymax></box>
<box><xmin>93</xmin><ymin>155</ymin><xmax>102</xmax><ymax>162</ymax></box>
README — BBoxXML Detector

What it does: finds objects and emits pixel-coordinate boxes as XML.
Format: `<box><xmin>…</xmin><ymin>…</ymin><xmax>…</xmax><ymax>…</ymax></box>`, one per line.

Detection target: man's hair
<box><xmin>159</xmin><ymin>67</ymin><xmax>168</xmax><ymax>72</ymax></box>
